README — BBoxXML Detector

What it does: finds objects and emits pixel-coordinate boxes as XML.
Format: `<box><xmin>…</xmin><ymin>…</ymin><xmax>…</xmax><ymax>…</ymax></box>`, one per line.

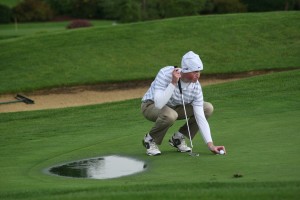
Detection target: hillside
<box><xmin>0</xmin><ymin>11</ymin><xmax>299</xmax><ymax>94</ymax></box>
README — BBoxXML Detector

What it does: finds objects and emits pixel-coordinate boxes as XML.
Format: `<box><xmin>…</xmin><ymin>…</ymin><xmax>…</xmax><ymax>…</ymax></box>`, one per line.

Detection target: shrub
<box><xmin>70</xmin><ymin>0</ymin><xmax>104</xmax><ymax>19</ymax></box>
<box><xmin>66</xmin><ymin>19</ymin><xmax>92</xmax><ymax>29</ymax></box>
<box><xmin>101</xmin><ymin>0</ymin><xmax>141</xmax><ymax>22</ymax></box>
<box><xmin>201</xmin><ymin>0</ymin><xmax>215</xmax><ymax>14</ymax></box>
<box><xmin>213</xmin><ymin>0</ymin><xmax>247</xmax><ymax>14</ymax></box>
<box><xmin>241</xmin><ymin>0</ymin><xmax>300</xmax><ymax>12</ymax></box>
<box><xmin>0</xmin><ymin>4</ymin><xmax>12</xmax><ymax>23</ymax></box>
<box><xmin>44</xmin><ymin>0</ymin><xmax>73</xmax><ymax>16</ymax></box>
<box><xmin>12</xmin><ymin>0</ymin><xmax>54</xmax><ymax>22</ymax></box>
<box><xmin>163</xmin><ymin>0</ymin><xmax>206</xmax><ymax>18</ymax></box>
<box><xmin>201</xmin><ymin>0</ymin><xmax>247</xmax><ymax>14</ymax></box>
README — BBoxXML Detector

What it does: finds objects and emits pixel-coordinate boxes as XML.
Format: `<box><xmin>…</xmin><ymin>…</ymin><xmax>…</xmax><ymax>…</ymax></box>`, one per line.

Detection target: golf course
<box><xmin>0</xmin><ymin>11</ymin><xmax>299</xmax><ymax>200</ymax></box>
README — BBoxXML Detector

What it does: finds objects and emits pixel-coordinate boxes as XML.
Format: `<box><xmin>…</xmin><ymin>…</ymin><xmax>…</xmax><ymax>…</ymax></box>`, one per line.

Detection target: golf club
<box><xmin>177</xmin><ymin>75</ymin><xmax>199</xmax><ymax>157</ymax></box>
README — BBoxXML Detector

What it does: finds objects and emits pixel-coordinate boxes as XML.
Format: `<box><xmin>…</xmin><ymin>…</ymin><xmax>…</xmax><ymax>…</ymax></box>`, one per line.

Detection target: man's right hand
<box><xmin>172</xmin><ymin>68</ymin><xmax>181</xmax><ymax>85</ymax></box>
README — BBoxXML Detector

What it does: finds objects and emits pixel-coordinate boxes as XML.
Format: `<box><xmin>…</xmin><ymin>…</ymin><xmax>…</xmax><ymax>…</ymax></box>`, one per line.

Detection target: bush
<box><xmin>241</xmin><ymin>0</ymin><xmax>300</xmax><ymax>12</ymax></box>
<box><xmin>12</xmin><ymin>0</ymin><xmax>54</xmax><ymax>22</ymax></box>
<box><xmin>213</xmin><ymin>0</ymin><xmax>247</xmax><ymax>13</ymax></box>
<box><xmin>70</xmin><ymin>0</ymin><xmax>104</xmax><ymax>19</ymax></box>
<box><xmin>101</xmin><ymin>0</ymin><xmax>206</xmax><ymax>22</ymax></box>
<box><xmin>201</xmin><ymin>0</ymin><xmax>247</xmax><ymax>14</ymax></box>
<box><xmin>44</xmin><ymin>0</ymin><xmax>73</xmax><ymax>16</ymax></box>
<box><xmin>66</xmin><ymin>19</ymin><xmax>92</xmax><ymax>29</ymax></box>
<box><xmin>163</xmin><ymin>0</ymin><xmax>206</xmax><ymax>18</ymax></box>
<box><xmin>201</xmin><ymin>0</ymin><xmax>215</xmax><ymax>14</ymax></box>
<box><xmin>101</xmin><ymin>0</ymin><xmax>141</xmax><ymax>22</ymax></box>
<box><xmin>0</xmin><ymin>4</ymin><xmax>12</xmax><ymax>23</ymax></box>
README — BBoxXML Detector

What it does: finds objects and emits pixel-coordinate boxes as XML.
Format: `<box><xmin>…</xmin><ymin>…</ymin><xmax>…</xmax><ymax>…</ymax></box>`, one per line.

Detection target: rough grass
<box><xmin>0</xmin><ymin>11</ymin><xmax>299</xmax><ymax>94</ymax></box>
<box><xmin>0</xmin><ymin>70</ymin><xmax>299</xmax><ymax>200</ymax></box>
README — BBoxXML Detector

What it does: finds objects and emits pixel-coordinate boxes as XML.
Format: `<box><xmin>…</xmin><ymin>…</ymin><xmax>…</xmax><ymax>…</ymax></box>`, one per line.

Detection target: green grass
<box><xmin>0</xmin><ymin>11</ymin><xmax>299</xmax><ymax>94</ymax></box>
<box><xmin>0</xmin><ymin>70</ymin><xmax>299</xmax><ymax>200</ymax></box>
<box><xmin>0</xmin><ymin>20</ymin><xmax>114</xmax><ymax>40</ymax></box>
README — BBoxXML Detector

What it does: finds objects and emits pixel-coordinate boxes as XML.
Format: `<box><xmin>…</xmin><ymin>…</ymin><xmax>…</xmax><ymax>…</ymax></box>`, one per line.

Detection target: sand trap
<box><xmin>1</xmin><ymin>69</ymin><xmax>293</xmax><ymax>113</ymax></box>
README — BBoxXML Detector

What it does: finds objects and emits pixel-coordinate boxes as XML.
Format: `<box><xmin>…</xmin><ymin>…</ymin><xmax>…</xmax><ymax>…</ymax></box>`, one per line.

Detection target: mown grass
<box><xmin>0</xmin><ymin>11</ymin><xmax>299</xmax><ymax>94</ymax></box>
<box><xmin>0</xmin><ymin>20</ymin><xmax>114</xmax><ymax>40</ymax></box>
<box><xmin>0</xmin><ymin>70</ymin><xmax>299</xmax><ymax>200</ymax></box>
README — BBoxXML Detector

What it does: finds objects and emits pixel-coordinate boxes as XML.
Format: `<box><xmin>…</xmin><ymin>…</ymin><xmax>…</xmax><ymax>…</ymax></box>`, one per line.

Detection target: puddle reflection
<box><xmin>48</xmin><ymin>155</ymin><xmax>147</xmax><ymax>179</ymax></box>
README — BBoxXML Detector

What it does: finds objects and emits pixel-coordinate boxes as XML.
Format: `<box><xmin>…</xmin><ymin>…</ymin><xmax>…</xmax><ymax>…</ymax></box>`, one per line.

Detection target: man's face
<box><xmin>181</xmin><ymin>71</ymin><xmax>200</xmax><ymax>83</ymax></box>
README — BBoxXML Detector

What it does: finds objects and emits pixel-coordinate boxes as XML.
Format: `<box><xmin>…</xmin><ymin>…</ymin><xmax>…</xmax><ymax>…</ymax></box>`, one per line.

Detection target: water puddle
<box><xmin>47</xmin><ymin>155</ymin><xmax>147</xmax><ymax>179</ymax></box>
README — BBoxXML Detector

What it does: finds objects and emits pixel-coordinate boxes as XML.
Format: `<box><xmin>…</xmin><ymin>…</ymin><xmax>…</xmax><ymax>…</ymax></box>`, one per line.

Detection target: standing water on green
<box><xmin>47</xmin><ymin>155</ymin><xmax>147</xmax><ymax>179</ymax></box>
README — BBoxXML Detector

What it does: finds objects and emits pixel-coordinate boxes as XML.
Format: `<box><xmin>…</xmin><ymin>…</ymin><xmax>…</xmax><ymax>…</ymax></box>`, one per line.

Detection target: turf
<box><xmin>0</xmin><ymin>11</ymin><xmax>299</xmax><ymax>94</ymax></box>
<box><xmin>0</xmin><ymin>70</ymin><xmax>299</xmax><ymax>199</ymax></box>
<box><xmin>0</xmin><ymin>20</ymin><xmax>114</xmax><ymax>40</ymax></box>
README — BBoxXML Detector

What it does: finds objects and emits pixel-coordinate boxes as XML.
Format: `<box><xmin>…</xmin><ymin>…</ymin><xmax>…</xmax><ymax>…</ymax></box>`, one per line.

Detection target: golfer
<box><xmin>141</xmin><ymin>51</ymin><xmax>226</xmax><ymax>156</ymax></box>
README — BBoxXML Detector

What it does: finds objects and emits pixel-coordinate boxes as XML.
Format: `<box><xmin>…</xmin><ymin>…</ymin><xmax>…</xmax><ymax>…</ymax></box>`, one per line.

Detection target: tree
<box><xmin>12</xmin><ymin>0</ymin><xmax>54</xmax><ymax>22</ymax></box>
<box><xmin>240</xmin><ymin>0</ymin><xmax>299</xmax><ymax>12</ymax></box>
<box><xmin>44</xmin><ymin>0</ymin><xmax>73</xmax><ymax>16</ymax></box>
<box><xmin>0</xmin><ymin>4</ymin><xmax>12</xmax><ymax>23</ymax></box>
<box><xmin>101</xmin><ymin>0</ymin><xmax>141</xmax><ymax>22</ymax></box>
<box><xmin>212</xmin><ymin>0</ymin><xmax>247</xmax><ymax>14</ymax></box>
<box><xmin>140</xmin><ymin>0</ymin><xmax>206</xmax><ymax>20</ymax></box>
<box><xmin>71</xmin><ymin>0</ymin><xmax>104</xmax><ymax>19</ymax></box>
<box><xmin>118</xmin><ymin>0</ymin><xmax>141</xmax><ymax>22</ymax></box>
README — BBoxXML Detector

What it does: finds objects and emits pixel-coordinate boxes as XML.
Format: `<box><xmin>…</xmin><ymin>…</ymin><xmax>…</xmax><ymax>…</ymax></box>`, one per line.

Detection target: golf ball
<box><xmin>219</xmin><ymin>150</ymin><xmax>225</xmax><ymax>155</ymax></box>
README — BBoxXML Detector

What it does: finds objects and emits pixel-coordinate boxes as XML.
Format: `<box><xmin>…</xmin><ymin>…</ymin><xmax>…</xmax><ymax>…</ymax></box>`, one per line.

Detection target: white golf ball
<box><xmin>219</xmin><ymin>150</ymin><xmax>225</xmax><ymax>155</ymax></box>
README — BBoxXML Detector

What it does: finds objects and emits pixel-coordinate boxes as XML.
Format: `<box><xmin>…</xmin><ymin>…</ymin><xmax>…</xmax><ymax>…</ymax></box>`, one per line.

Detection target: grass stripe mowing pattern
<box><xmin>0</xmin><ymin>70</ymin><xmax>299</xmax><ymax>199</ymax></box>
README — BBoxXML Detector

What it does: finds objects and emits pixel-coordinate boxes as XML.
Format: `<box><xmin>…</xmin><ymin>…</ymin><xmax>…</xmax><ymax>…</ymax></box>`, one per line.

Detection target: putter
<box><xmin>177</xmin><ymin>77</ymin><xmax>199</xmax><ymax>157</ymax></box>
<box><xmin>0</xmin><ymin>94</ymin><xmax>34</xmax><ymax>105</ymax></box>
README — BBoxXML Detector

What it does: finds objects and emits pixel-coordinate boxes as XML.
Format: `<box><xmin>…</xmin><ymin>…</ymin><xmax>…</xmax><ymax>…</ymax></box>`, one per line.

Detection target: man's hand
<box><xmin>172</xmin><ymin>68</ymin><xmax>181</xmax><ymax>85</ymax></box>
<box><xmin>207</xmin><ymin>142</ymin><xmax>226</xmax><ymax>154</ymax></box>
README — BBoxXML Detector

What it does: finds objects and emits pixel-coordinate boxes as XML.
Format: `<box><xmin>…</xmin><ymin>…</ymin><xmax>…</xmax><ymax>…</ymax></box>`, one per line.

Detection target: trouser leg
<box><xmin>203</xmin><ymin>102</ymin><xmax>214</xmax><ymax>119</ymax></box>
<box><xmin>141</xmin><ymin>101</ymin><xmax>178</xmax><ymax>145</ymax></box>
<box><xmin>141</xmin><ymin>101</ymin><xmax>214</xmax><ymax>144</ymax></box>
<box><xmin>175</xmin><ymin>102</ymin><xmax>214</xmax><ymax>140</ymax></box>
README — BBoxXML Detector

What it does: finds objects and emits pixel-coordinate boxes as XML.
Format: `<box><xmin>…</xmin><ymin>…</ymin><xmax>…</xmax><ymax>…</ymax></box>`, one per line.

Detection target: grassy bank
<box><xmin>0</xmin><ymin>11</ymin><xmax>299</xmax><ymax>94</ymax></box>
<box><xmin>0</xmin><ymin>70</ymin><xmax>299</xmax><ymax>199</ymax></box>
<box><xmin>0</xmin><ymin>20</ymin><xmax>114</xmax><ymax>40</ymax></box>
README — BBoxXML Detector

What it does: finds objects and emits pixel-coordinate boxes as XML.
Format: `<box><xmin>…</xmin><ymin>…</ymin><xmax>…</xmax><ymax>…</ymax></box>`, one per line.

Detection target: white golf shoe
<box><xmin>142</xmin><ymin>134</ymin><xmax>161</xmax><ymax>156</ymax></box>
<box><xmin>169</xmin><ymin>132</ymin><xmax>191</xmax><ymax>152</ymax></box>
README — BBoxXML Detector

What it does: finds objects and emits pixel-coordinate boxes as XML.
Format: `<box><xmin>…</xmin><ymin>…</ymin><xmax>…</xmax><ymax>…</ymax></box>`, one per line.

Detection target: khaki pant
<box><xmin>141</xmin><ymin>101</ymin><xmax>214</xmax><ymax>145</ymax></box>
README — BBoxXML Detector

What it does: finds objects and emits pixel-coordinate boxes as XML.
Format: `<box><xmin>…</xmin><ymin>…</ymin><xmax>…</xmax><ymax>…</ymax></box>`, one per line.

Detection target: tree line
<box><xmin>1</xmin><ymin>0</ymin><xmax>299</xmax><ymax>23</ymax></box>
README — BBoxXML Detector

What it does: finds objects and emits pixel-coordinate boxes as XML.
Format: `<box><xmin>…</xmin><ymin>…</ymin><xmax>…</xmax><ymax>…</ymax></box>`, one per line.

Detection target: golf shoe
<box><xmin>169</xmin><ymin>132</ymin><xmax>191</xmax><ymax>152</ymax></box>
<box><xmin>142</xmin><ymin>134</ymin><xmax>161</xmax><ymax>156</ymax></box>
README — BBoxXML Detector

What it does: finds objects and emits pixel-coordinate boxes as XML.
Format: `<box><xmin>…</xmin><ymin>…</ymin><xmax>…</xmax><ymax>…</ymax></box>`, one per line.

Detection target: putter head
<box><xmin>188</xmin><ymin>152</ymin><xmax>199</xmax><ymax>157</ymax></box>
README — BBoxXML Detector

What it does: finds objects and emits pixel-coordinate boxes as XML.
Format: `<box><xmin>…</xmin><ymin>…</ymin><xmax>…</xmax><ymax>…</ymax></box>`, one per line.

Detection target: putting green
<box><xmin>0</xmin><ymin>70</ymin><xmax>299</xmax><ymax>199</ymax></box>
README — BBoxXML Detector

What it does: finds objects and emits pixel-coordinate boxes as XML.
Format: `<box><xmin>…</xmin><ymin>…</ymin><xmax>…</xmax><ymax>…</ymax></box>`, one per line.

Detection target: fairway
<box><xmin>0</xmin><ymin>70</ymin><xmax>299</xmax><ymax>200</ymax></box>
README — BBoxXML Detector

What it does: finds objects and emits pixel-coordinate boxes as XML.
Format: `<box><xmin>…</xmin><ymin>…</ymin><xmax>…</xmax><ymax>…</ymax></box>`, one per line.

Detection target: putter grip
<box><xmin>174</xmin><ymin>66</ymin><xmax>183</xmax><ymax>94</ymax></box>
<box><xmin>178</xmin><ymin>79</ymin><xmax>182</xmax><ymax>94</ymax></box>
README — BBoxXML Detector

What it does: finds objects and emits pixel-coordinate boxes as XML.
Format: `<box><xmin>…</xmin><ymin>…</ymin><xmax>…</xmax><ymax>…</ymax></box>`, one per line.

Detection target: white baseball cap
<box><xmin>181</xmin><ymin>51</ymin><xmax>203</xmax><ymax>73</ymax></box>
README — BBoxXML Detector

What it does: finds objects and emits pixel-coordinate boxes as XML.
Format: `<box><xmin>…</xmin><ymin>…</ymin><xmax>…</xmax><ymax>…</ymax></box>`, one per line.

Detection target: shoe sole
<box><xmin>147</xmin><ymin>152</ymin><xmax>161</xmax><ymax>156</ymax></box>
